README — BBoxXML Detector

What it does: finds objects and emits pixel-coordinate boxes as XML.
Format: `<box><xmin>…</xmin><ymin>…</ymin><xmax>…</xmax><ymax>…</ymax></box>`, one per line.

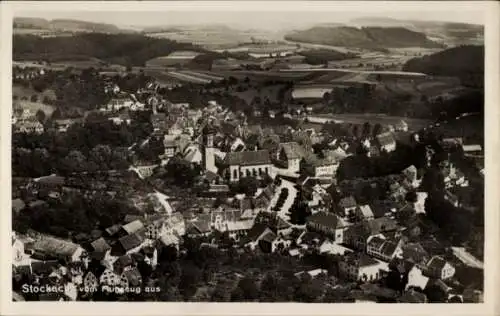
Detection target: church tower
<box><xmin>202</xmin><ymin>125</ymin><xmax>216</xmax><ymax>173</ymax></box>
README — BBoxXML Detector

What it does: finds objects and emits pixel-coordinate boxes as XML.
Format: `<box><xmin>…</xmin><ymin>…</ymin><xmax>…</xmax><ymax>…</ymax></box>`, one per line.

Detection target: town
<box><xmin>11</xmin><ymin>14</ymin><xmax>485</xmax><ymax>303</ymax></box>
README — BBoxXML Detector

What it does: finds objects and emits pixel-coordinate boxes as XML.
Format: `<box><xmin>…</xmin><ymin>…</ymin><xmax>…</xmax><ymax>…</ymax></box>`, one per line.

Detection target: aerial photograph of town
<box><xmin>9</xmin><ymin>6</ymin><xmax>485</xmax><ymax>304</ymax></box>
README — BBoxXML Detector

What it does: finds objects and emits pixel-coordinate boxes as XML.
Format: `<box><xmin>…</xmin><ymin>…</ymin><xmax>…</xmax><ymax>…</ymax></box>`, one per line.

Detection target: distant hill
<box><xmin>13</xmin><ymin>33</ymin><xmax>207</xmax><ymax>66</ymax></box>
<box><xmin>350</xmin><ymin>17</ymin><xmax>484</xmax><ymax>46</ymax></box>
<box><xmin>403</xmin><ymin>45</ymin><xmax>484</xmax><ymax>87</ymax></box>
<box><xmin>13</xmin><ymin>17</ymin><xmax>129</xmax><ymax>34</ymax></box>
<box><xmin>284</xmin><ymin>26</ymin><xmax>444</xmax><ymax>49</ymax></box>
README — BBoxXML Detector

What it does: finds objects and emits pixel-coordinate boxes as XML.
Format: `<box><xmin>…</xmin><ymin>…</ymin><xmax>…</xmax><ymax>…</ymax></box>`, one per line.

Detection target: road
<box><xmin>451</xmin><ymin>247</ymin><xmax>484</xmax><ymax>269</ymax></box>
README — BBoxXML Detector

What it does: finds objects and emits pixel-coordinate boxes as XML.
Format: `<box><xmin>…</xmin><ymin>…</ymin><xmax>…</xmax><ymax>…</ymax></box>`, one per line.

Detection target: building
<box><xmin>366</xmin><ymin>236</ymin><xmax>403</xmax><ymax>262</ymax></box>
<box><xmin>223</xmin><ymin>150</ymin><xmax>273</xmax><ymax>182</ymax></box>
<box><xmin>117</xmin><ymin>233</ymin><xmax>146</xmax><ymax>255</ymax></box>
<box><xmin>301</xmin><ymin>153</ymin><xmax>339</xmax><ymax>178</ymax></box>
<box><xmin>339</xmin><ymin>253</ymin><xmax>389</xmax><ymax>282</ymax></box>
<box><xmin>163</xmin><ymin>135</ymin><xmax>178</xmax><ymax>158</ymax></box>
<box><xmin>202</xmin><ymin>125</ymin><xmax>217</xmax><ymax>173</ymax></box>
<box><xmin>277</xmin><ymin>142</ymin><xmax>307</xmax><ymax>172</ymax></box>
<box><xmin>338</xmin><ymin>196</ymin><xmax>357</xmax><ymax>217</ymax></box>
<box><xmin>355</xmin><ymin>205</ymin><xmax>375</xmax><ymax>221</ymax></box>
<box><xmin>14</xmin><ymin>121</ymin><xmax>44</xmax><ymax>134</ymax></box>
<box><xmin>306</xmin><ymin>212</ymin><xmax>348</xmax><ymax>243</ymax></box>
<box><xmin>425</xmin><ymin>256</ymin><xmax>456</xmax><ymax>280</ymax></box>
<box><xmin>106</xmin><ymin>96</ymin><xmax>134</xmax><ymax>111</ymax></box>
<box><xmin>375</xmin><ymin>132</ymin><xmax>397</xmax><ymax>152</ymax></box>
<box><xmin>395</xmin><ymin>120</ymin><xmax>409</xmax><ymax>132</ymax></box>
<box><xmin>26</xmin><ymin>235</ymin><xmax>85</xmax><ymax>262</ymax></box>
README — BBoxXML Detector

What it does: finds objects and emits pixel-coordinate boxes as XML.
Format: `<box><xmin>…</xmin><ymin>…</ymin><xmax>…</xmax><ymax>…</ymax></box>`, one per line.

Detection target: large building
<box><xmin>223</xmin><ymin>150</ymin><xmax>273</xmax><ymax>182</ymax></box>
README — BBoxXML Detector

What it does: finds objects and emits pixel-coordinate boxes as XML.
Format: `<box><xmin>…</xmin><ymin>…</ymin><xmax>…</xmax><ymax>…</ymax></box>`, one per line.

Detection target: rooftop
<box><xmin>224</xmin><ymin>150</ymin><xmax>271</xmax><ymax>166</ymax></box>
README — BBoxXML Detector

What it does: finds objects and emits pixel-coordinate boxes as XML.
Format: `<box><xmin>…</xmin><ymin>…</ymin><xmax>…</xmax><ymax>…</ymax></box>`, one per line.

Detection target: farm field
<box><xmin>309</xmin><ymin>113</ymin><xmax>432</xmax><ymax>131</ymax></box>
<box><xmin>212</xmin><ymin>70</ymin><xmax>313</xmax><ymax>82</ymax></box>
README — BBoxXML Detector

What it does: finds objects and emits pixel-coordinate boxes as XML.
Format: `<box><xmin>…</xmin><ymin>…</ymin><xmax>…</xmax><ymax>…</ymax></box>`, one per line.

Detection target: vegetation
<box><xmin>13</xmin><ymin>33</ymin><xmax>206</xmax><ymax>66</ymax></box>
<box><xmin>403</xmin><ymin>45</ymin><xmax>484</xmax><ymax>88</ymax></box>
<box><xmin>285</xmin><ymin>26</ymin><xmax>444</xmax><ymax>49</ymax></box>
<box><xmin>298</xmin><ymin>49</ymin><xmax>358</xmax><ymax>65</ymax></box>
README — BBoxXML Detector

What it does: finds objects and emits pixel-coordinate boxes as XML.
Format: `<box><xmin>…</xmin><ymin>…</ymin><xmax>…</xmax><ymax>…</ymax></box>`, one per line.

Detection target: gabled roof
<box><xmin>426</xmin><ymin>256</ymin><xmax>449</xmax><ymax>271</ymax></box>
<box><xmin>358</xmin><ymin>205</ymin><xmax>374</xmax><ymax>218</ymax></box>
<box><xmin>105</xmin><ymin>224</ymin><xmax>122</xmax><ymax>236</ymax></box>
<box><xmin>260</xmin><ymin>230</ymin><xmax>278</xmax><ymax>243</ymax></box>
<box><xmin>279</xmin><ymin>142</ymin><xmax>307</xmax><ymax>160</ymax></box>
<box><xmin>122</xmin><ymin>267</ymin><xmax>142</xmax><ymax>287</ymax></box>
<box><xmin>307</xmin><ymin>212</ymin><xmax>345</xmax><ymax>230</ymax></box>
<box><xmin>122</xmin><ymin>220</ymin><xmax>144</xmax><ymax>235</ymax></box>
<box><xmin>365</xmin><ymin>217</ymin><xmax>398</xmax><ymax>235</ymax></box>
<box><xmin>224</xmin><ymin>150</ymin><xmax>271</xmax><ymax>166</ymax></box>
<box><xmin>28</xmin><ymin>236</ymin><xmax>81</xmax><ymax>258</ymax></box>
<box><xmin>367</xmin><ymin>236</ymin><xmax>385</xmax><ymax>250</ymax></box>
<box><xmin>118</xmin><ymin>233</ymin><xmax>143</xmax><ymax>252</ymax></box>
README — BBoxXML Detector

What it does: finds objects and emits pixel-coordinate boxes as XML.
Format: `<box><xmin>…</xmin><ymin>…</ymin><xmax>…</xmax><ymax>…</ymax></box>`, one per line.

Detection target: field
<box><xmin>308</xmin><ymin>113</ymin><xmax>432</xmax><ymax>131</ymax></box>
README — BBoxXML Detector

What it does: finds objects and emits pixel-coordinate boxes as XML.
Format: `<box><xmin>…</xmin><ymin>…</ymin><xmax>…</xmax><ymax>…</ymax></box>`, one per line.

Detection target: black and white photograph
<box><xmin>1</xmin><ymin>1</ymin><xmax>498</xmax><ymax>313</ymax></box>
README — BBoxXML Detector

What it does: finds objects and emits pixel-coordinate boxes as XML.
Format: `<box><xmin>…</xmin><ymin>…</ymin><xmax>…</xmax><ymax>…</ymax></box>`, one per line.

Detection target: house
<box><xmin>338</xmin><ymin>196</ymin><xmax>357</xmax><ymax>217</ymax></box>
<box><xmin>301</xmin><ymin>153</ymin><xmax>339</xmax><ymax>178</ymax></box>
<box><xmin>107</xmin><ymin>96</ymin><xmax>134</xmax><ymax>111</ymax></box>
<box><xmin>277</xmin><ymin>142</ymin><xmax>307</xmax><ymax>172</ymax></box>
<box><xmin>402</xmin><ymin>165</ymin><xmax>419</xmax><ymax>188</ymax></box>
<box><xmin>306</xmin><ymin>212</ymin><xmax>348</xmax><ymax>243</ymax></box>
<box><xmin>395</xmin><ymin>120</ymin><xmax>409</xmax><ymax>132</ymax></box>
<box><xmin>108</xmin><ymin>113</ymin><xmax>131</xmax><ymax>125</ymax></box>
<box><xmin>12</xmin><ymin>233</ymin><xmax>34</xmax><ymax>267</ymax></box>
<box><xmin>120</xmin><ymin>267</ymin><xmax>143</xmax><ymax>289</ymax></box>
<box><xmin>366</xmin><ymin>236</ymin><xmax>403</xmax><ymax>262</ymax></box>
<box><xmin>116</xmin><ymin>233</ymin><xmax>146</xmax><ymax>255</ymax></box>
<box><xmin>26</xmin><ymin>235</ymin><xmax>85</xmax><ymax>262</ymax></box>
<box><xmin>14</xmin><ymin>121</ymin><xmax>44</xmax><ymax>134</ymax></box>
<box><xmin>375</xmin><ymin>132</ymin><xmax>396</xmax><ymax>152</ymax></box>
<box><xmin>244</xmin><ymin>224</ymin><xmax>279</xmax><ymax>253</ymax></box>
<box><xmin>99</xmin><ymin>268</ymin><xmax>122</xmax><ymax>287</ymax></box>
<box><xmin>319</xmin><ymin>240</ymin><xmax>353</xmax><ymax>256</ymax></box>
<box><xmin>425</xmin><ymin>256</ymin><xmax>456</xmax><ymax>280</ymax></box>
<box><xmin>405</xmin><ymin>265</ymin><xmax>429</xmax><ymax>291</ymax></box>
<box><xmin>121</xmin><ymin>220</ymin><xmax>145</xmax><ymax>236</ymax></box>
<box><xmin>186</xmin><ymin>217</ymin><xmax>212</xmax><ymax>237</ymax></box>
<box><xmin>461</xmin><ymin>144</ymin><xmax>482</xmax><ymax>156</ymax></box>
<box><xmin>223</xmin><ymin>150</ymin><xmax>273</xmax><ymax>182</ymax></box>
<box><xmin>339</xmin><ymin>253</ymin><xmax>389</xmax><ymax>282</ymax></box>
<box><xmin>159</xmin><ymin>232</ymin><xmax>181</xmax><ymax>250</ymax></box>
<box><xmin>355</xmin><ymin>205</ymin><xmax>374</xmax><ymax>221</ymax></box>
<box><xmin>163</xmin><ymin>135</ymin><xmax>178</xmax><ymax>158</ymax></box>
<box><xmin>89</xmin><ymin>237</ymin><xmax>112</xmax><ymax>261</ymax></box>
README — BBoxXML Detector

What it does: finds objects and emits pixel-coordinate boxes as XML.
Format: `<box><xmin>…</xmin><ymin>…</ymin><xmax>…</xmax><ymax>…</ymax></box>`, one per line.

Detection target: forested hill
<box><xmin>13</xmin><ymin>33</ymin><xmax>208</xmax><ymax>67</ymax></box>
<box><xmin>14</xmin><ymin>17</ymin><xmax>124</xmax><ymax>34</ymax></box>
<box><xmin>403</xmin><ymin>45</ymin><xmax>484</xmax><ymax>87</ymax></box>
<box><xmin>284</xmin><ymin>26</ymin><xmax>444</xmax><ymax>49</ymax></box>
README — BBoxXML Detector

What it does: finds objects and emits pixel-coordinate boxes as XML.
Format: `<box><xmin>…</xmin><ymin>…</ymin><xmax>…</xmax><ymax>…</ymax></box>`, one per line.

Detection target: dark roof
<box><xmin>260</xmin><ymin>230</ymin><xmax>278</xmax><ymax>243</ymax></box>
<box><xmin>339</xmin><ymin>196</ymin><xmax>357</xmax><ymax>209</ymax></box>
<box><xmin>280</xmin><ymin>142</ymin><xmax>307</xmax><ymax>160</ymax></box>
<box><xmin>224</xmin><ymin>150</ymin><xmax>271</xmax><ymax>166</ymax></box>
<box><xmin>427</xmin><ymin>256</ymin><xmax>448</xmax><ymax>271</ymax></box>
<box><xmin>246</xmin><ymin>223</ymin><xmax>271</xmax><ymax>242</ymax></box>
<box><xmin>118</xmin><ymin>233</ymin><xmax>143</xmax><ymax>252</ymax></box>
<box><xmin>30</xmin><ymin>260</ymin><xmax>59</xmax><ymax>276</ymax></box>
<box><xmin>380</xmin><ymin>241</ymin><xmax>399</xmax><ymax>257</ymax></box>
<box><xmin>307</xmin><ymin>212</ymin><xmax>343</xmax><ymax>229</ymax></box>
<box><xmin>367</xmin><ymin>236</ymin><xmax>385</xmax><ymax>250</ymax></box>
<box><xmin>123</xmin><ymin>214</ymin><xmax>144</xmax><ymax>224</ymax></box>
<box><xmin>344</xmin><ymin>252</ymin><xmax>379</xmax><ymax>267</ymax></box>
<box><xmin>365</xmin><ymin>217</ymin><xmax>398</xmax><ymax>235</ymax></box>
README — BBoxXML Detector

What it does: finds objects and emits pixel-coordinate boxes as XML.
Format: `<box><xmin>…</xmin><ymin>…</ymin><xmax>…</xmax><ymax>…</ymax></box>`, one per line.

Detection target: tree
<box><xmin>424</xmin><ymin>284</ymin><xmax>447</xmax><ymax>302</ymax></box>
<box><xmin>61</xmin><ymin>150</ymin><xmax>88</xmax><ymax>174</ymax></box>
<box><xmin>231</xmin><ymin>277</ymin><xmax>259</xmax><ymax>301</ymax></box>
<box><xmin>30</xmin><ymin>95</ymin><xmax>38</xmax><ymax>102</ymax></box>
<box><xmin>362</xmin><ymin>122</ymin><xmax>371</xmax><ymax>137</ymax></box>
<box><xmin>237</xmin><ymin>176</ymin><xmax>259</xmax><ymax>196</ymax></box>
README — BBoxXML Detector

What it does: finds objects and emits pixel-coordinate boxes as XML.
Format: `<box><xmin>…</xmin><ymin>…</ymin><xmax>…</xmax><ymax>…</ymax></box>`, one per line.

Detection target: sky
<box><xmin>15</xmin><ymin>3</ymin><xmax>485</xmax><ymax>31</ymax></box>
